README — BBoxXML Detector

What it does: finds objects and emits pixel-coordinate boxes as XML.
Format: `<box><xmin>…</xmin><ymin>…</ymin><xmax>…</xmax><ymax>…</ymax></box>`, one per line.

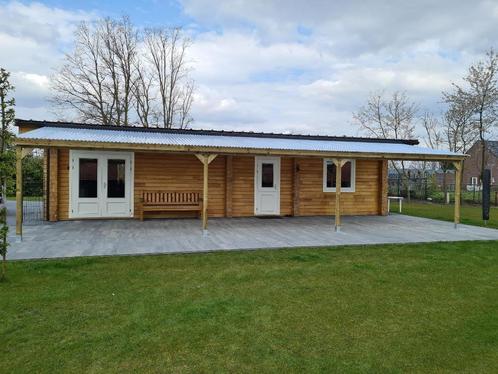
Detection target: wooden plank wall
<box><xmin>134</xmin><ymin>153</ymin><xmax>226</xmax><ymax>218</ymax></box>
<box><xmin>57</xmin><ymin>149</ymin><xmax>70</xmax><ymax>220</ymax></box>
<box><xmin>231</xmin><ymin>156</ymin><xmax>254</xmax><ymax>216</ymax></box>
<box><xmin>53</xmin><ymin>151</ymin><xmax>385</xmax><ymax>220</ymax></box>
<box><xmin>297</xmin><ymin>158</ymin><xmax>381</xmax><ymax>216</ymax></box>
<box><xmin>48</xmin><ymin>148</ymin><xmax>59</xmax><ymax>221</ymax></box>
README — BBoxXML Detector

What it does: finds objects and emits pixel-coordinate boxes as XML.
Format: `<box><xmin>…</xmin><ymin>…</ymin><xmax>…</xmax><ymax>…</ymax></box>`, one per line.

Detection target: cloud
<box><xmin>2</xmin><ymin>0</ymin><xmax>498</xmax><ymax>138</ymax></box>
<box><xmin>0</xmin><ymin>1</ymin><xmax>95</xmax><ymax>119</ymax></box>
<box><xmin>181</xmin><ymin>0</ymin><xmax>496</xmax><ymax>135</ymax></box>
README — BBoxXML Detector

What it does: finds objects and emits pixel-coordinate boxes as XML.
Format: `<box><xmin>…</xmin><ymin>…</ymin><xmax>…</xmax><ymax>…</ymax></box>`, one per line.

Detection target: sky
<box><xmin>1</xmin><ymin>0</ymin><xmax>498</xmax><ymax>138</ymax></box>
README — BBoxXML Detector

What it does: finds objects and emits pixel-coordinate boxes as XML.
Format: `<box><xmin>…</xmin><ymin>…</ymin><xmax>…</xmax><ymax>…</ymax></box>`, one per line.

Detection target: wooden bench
<box><xmin>139</xmin><ymin>191</ymin><xmax>202</xmax><ymax>221</ymax></box>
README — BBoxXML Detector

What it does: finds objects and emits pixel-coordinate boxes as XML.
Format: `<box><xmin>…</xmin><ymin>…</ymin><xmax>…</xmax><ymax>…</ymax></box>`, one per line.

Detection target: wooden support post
<box><xmin>333</xmin><ymin>159</ymin><xmax>345</xmax><ymax>232</ymax></box>
<box><xmin>225</xmin><ymin>155</ymin><xmax>233</xmax><ymax>218</ymax></box>
<box><xmin>195</xmin><ymin>154</ymin><xmax>217</xmax><ymax>232</ymax></box>
<box><xmin>202</xmin><ymin>159</ymin><xmax>208</xmax><ymax>231</ymax></box>
<box><xmin>379</xmin><ymin>160</ymin><xmax>389</xmax><ymax>216</ymax></box>
<box><xmin>43</xmin><ymin>149</ymin><xmax>49</xmax><ymax>221</ymax></box>
<box><xmin>453</xmin><ymin>160</ymin><xmax>462</xmax><ymax>228</ymax></box>
<box><xmin>48</xmin><ymin>148</ymin><xmax>59</xmax><ymax>222</ymax></box>
<box><xmin>293</xmin><ymin>158</ymin><xmax>300</xmax><ymax>216</ymax></box>
<box><xmin>16</xmin><ymin>147</ymin><xmax>23</xmax><ymax>236</ymax></box>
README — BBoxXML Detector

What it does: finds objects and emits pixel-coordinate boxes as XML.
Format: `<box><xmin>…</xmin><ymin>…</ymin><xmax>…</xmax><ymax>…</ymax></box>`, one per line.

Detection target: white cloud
<box><xmin>0</xmin><ymin>1</ymin><xmax>95</xmax><ymax>119</ymax></box>
<box><xmin>181</xmin><ymin>0</ymin><xmax>497</xmax><ymax>136</ymax></box>
<box><xmin>1</xmin><ymin>0</ymin><xmax>498</xmax><ymax>138</ymax></box>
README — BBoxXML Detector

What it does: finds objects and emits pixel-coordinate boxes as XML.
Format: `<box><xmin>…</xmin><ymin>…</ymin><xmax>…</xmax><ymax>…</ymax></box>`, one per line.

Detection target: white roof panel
<box><xmin>18</xmin><ymin>125</ymin><xmax>464</xmax><ymax>158</ymax></box>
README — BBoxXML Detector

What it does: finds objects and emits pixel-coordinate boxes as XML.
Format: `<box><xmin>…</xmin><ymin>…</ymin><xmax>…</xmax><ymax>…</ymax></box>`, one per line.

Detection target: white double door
<box><xmin>70</xmin><ymin>150</ymin><xmax>133</xmax><ymax>219</ymax></box>
<box><xmin>254</xmin><ymin>156</ymin><xmax>281</xmax><ymax>215</ymax></box>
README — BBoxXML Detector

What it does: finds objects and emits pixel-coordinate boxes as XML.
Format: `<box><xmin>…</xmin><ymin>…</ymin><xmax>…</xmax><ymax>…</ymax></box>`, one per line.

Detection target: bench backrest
<box><xmin>142</xmin><ymin>191</ymin><xmax>201</xmax><ymax>205</ymax></box>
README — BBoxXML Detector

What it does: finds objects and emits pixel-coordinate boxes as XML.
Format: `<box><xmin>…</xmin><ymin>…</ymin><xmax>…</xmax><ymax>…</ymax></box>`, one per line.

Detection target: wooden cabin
<box><xmin>14</xmin><ymin>119</ymin><xmax>466</xmax><ymax>235</ymax></box>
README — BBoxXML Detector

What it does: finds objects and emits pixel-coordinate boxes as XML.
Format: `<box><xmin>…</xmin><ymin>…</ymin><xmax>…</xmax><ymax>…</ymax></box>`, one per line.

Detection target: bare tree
<box><xmin>133</xmin><ymin>58</ymin><xmax>154</xmax><ymax>127</ymax></box>
<box><xmin>144</xmin><ymin>27</ymin><xmax>194</xmax><ymax>128</ymax></box>
<box><xmin>420</xmin><ymin>112</ymin><xmax>444</xmax><ymax>173</ymax></box>
<box><xmin>443</xmin><ymin>101</ymin><xmax>478</xmax><ymax>155</ymax></box>
<box><xmin>421</xmin><ymin>112</ymin><xmax>443</xmax><ymax>151</ymax></box>
<box><xmin>443</xmin><ymin>49</ymin><xmax>498</xmax><ymax>179</ymax></box>
<box><xmin>52</xmin><ymin>17</ymin><xmax>194</xmax><ymax>128</ymax></box>
<box><xmin>353</xmin><ymin>91</ymin><xmax>417</xmax><ymax>197</ymax></box>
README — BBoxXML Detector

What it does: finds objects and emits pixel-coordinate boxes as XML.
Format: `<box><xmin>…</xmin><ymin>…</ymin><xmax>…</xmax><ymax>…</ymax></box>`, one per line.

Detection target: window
<box><xmin>323</xmin><ymin>159</ymin><xmax>356</xmax><ymax>192</ymax></box>
<box><xmin>79</xmin><ymin>158</ymin><xmax>98</xmax><ymax>198</ymax></box>
<box><xmin>107</xmin><ymin>159</ymin><xmax>126</xmax><ymax>198</ymax></box>
<box><xmin>261</xmin><ymin>163</ymin><xmax>274</xmax><ymax>188</ymax></box>
<box><xmin>471</xmin><ymin>177</ymin><xmax>479</xmax><ymax>186</ymax></box>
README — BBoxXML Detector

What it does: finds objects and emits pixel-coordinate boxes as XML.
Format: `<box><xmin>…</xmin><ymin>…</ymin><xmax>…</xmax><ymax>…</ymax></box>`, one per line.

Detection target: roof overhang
<box><xmin>15</xmin><ymin>120</ymin><xmax>467</xmax><ymax>162</ymax></box>
<box><xmin>15</xmin><ymin>137</ymin><xmax>466</xmax><ymax>162</ymax></box>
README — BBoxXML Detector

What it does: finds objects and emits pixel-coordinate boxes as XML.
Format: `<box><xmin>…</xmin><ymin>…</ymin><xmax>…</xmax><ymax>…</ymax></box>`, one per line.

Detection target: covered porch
<box><xmin>8</xmin><ymin>209</ymin><xmax>498</xmax><ymax>260</ymax></box>
<box><xmin>13</xmin><ymin>119</ymin><xmax>467</xmax><ymax>240</ymax></box>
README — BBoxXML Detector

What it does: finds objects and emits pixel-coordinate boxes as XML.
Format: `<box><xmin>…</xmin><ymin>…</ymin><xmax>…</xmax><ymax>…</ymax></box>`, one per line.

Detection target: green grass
<box><xmin>2</xmin><ymin>241</ymin><xmax>498</xmax><ymax>373</ymax></box>
<box><xmin>390</xmin><ymin>200</ymin><xmax>498</xmax><ymax>229</ymax></box>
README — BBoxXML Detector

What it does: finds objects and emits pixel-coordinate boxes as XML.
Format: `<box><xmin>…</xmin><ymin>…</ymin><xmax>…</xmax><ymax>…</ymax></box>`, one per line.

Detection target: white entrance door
<box><xmin>254</xmin><ymin>156</ymin><xmax>280</xmax><ymax>215</ymax></box>
<box><xmin>70</xmin><ymin>150</ymin><xmax>133</xmax><ymax>219</ymax></box>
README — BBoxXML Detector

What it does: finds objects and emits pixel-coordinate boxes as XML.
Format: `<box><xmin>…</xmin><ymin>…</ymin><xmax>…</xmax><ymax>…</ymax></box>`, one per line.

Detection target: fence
<box><xmin>388</xmin><ymin>177</ymin><xmax>498</xmax><ymax>205</ymax></box>
<box><xmin>22</xmin><ymin>176</ymin><xmax>44</xmax><ymax>223</ymax></box>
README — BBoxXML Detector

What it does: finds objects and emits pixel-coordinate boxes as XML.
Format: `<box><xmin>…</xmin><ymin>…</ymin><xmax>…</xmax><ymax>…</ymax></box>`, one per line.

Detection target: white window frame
<box><xmin>323</xmin><ymin>159</ymin><xmax>356</xmax><ymax>193</ymax></box>
<box><xmin>471</xmin><ymin>176</ymin><xmax>478</xmax><ymax>186</ymax></box>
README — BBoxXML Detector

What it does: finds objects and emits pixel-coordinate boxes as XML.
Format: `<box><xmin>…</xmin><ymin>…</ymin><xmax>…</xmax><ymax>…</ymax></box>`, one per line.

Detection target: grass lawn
<box><xmin>390</xmin><ymin>200</ymin><xmax>498</xmax><ymax>229</ymax></box>
<box><xmin>2</xmin><ymin>241</ymin><xmax>498</xmax><ymax>373</ymax></box>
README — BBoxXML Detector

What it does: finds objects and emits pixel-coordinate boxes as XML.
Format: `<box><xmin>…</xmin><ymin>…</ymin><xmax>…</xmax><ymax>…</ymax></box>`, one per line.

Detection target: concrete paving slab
<box><xmin>5</xmin><ymin>203</ymin><xmax>498</xmax><ymax>260</ymax></box>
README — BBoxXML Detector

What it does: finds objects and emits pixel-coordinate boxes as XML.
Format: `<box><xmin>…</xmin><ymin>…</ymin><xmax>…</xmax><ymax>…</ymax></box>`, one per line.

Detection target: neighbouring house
<box><xmin>462</xmin><ymin>140</ymin><xmax>498</xmax><ymax>191</ymax></box>
<box><xmin>14</xmin><ymin>119</ymin><xmax>466</xmax><ymax>236</ymax></box>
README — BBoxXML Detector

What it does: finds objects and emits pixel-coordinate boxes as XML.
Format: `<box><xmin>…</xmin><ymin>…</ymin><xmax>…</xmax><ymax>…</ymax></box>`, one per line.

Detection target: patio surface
<box><xmin>6</xmin><ymin>200</ymin><xmax>498</xmax><ymax>260</ymax></box>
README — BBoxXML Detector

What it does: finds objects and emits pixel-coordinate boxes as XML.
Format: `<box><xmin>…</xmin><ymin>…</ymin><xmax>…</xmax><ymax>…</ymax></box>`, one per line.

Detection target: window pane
<box><xmin>261</xmin><ymin>163</ymin><xmax>274</xmax><ymax>188</ymax></box>
<box><xmin>326</xmin><ymin>161</ymin><xmax>352</xmax><ymax>189</ymax></box>
<box><xmin>79</xmin><ymin>158</ymin><xmax>98</xmax><ymax>198</ymax></box>
<box><xmin>108</xmin><ymin>159</ymin><xmax>126</xmax><ymax>198</ymax></box>
<box><xmin>326</xmin><ymin>163</ymin><xmax>336</xmax><ymax>188</ymax></box>
<box><xmin>341</xmin><ymin>162</ymin><xmax>352</xmax><ymax>188</ymax></box>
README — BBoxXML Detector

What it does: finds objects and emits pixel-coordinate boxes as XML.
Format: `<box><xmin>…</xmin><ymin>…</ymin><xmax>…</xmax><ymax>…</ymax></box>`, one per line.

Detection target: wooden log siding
<box><xmin>57</xmin><ymin>149</ymin><xmax>70</xmax><ymax>220</ymax></box>
<box><xmin>297</xmin><ymin>159</ymin><xmax>381</xmax><ymax>216</ymax></box>
<box><xmin>52</xmin><ymin>151</ymin><xmax>385</xmax><ymax>220</ymax></box>
<box><xmin>134</xmin><ymin>153</ymin><xmax>225</xmax><ymax>219</ymax></box>
<box><xmin>49</xmin><ymin>148</ymin><xmax>59</xmax><ymax>221</ymax></box>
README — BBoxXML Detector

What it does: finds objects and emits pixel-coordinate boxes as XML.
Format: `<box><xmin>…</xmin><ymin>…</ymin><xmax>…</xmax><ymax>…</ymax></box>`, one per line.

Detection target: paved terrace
<box><xmin>6</xmin><ymin>205</ymin><xmax>498</xmax><ymax>260</ymax></box>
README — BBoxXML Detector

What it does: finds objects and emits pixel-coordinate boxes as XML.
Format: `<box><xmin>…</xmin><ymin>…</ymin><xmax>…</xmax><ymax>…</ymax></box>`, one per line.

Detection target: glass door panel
<box><xmin>79</xmin><ymin>158</ymin><xmax>98</xmax><ymax>198</ymax></box>
<box><xmin>107</xmin><ymin>159</ymin><xmax>126</xmax><ymax>198</ymax></box>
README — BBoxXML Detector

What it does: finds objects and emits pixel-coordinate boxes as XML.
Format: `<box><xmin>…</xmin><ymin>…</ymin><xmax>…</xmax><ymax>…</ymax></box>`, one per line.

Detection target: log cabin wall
<box><xmin>52</xmin><ymin>151</ymin><xmax>385</xmax><ymax>220</ymax></box>
<box><xmin>57</xmin><ymin>148</ymin><xmax>70</xmax><ymax>220</ymax></box>
<box><xmin>134</xmin><ymin>152</ymin><xmax>226</xmax><ymax>218</ymax></box>
<box><xmin>296</xmin><ymin>158</ymin><xmax>382</xmax><ymax>216</ymax></box>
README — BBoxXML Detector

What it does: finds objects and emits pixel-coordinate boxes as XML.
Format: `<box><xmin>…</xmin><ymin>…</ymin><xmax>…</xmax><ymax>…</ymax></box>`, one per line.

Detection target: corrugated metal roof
<box><xmin>17</xmin><ymin>125</ymin><xmax>464</xmax><ymax>158</ymax></box>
